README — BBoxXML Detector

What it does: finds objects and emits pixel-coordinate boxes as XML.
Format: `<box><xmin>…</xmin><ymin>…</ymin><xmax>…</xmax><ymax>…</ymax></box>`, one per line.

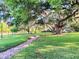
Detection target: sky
<box><xmin>0</xmin><ymin>0</ymin><xmax>4</xmax><ymax>4</ymax></box>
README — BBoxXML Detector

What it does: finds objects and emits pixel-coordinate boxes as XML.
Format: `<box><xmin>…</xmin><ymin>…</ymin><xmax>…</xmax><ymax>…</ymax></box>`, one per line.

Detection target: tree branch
<box><xmin>59</xmin><ymin>9</ymin><xmax>78</xmax><ymax>22</ymax></box>
<box><xmin>59</xmin><ymin>1</ymin><xmax>79</xmax><ymax>22</ymax></box>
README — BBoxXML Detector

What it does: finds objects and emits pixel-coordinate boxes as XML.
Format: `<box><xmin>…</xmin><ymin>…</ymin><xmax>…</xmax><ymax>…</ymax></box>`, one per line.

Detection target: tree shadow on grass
<box><xmin>11</xmin><ymin>35</ymin><xmax>79</xmax><ymax>59</ymax></box>
<box><xmin>30</xmin><ymin>38</ymin><xmax>79</xmax><ymax>59</ymax></box>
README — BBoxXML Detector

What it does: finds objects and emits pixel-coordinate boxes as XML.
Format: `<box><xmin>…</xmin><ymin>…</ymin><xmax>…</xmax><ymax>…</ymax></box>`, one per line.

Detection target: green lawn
<box><xmin>11</xmin><ymin>32</ymin><xmax>79</xmax><ymax>59</ymax></box>
<box><xmin>0</xmin><ymin>33</ymin><xmax>29</xmax><ymax>52</ymax></box>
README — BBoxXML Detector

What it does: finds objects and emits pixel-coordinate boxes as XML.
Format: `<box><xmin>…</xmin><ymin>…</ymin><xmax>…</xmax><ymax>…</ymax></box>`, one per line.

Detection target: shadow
<box><xmin>29</xmin><ymin>37</ymin><xmax>79</xmax><ymax>59</ymax></box>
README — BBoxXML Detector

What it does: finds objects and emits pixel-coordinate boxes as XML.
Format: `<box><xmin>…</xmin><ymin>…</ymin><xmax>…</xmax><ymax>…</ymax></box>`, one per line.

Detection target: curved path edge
<box><xmin>0</xmin><ymin>36</ymin><xmax>39</xmax><ymax>59</ymax></box>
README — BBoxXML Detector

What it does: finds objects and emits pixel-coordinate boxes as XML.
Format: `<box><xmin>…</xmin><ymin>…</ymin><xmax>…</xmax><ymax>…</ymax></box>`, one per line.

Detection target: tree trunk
<box><xmin>54</xmin><ymin>27</ymin><xmax>62</xmax><ymax>34</ymax></box>
<box><xmin>53</xmin><ymin>23</ymin><xmax>63</xmax><ymax>35</ymax></box>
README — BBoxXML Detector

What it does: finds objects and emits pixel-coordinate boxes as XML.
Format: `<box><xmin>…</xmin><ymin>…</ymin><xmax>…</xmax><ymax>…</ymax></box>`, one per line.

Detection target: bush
<box><xmin>11</xmin><ymin>27</ymin><xmax>19</xmax><ymax>32</ymax></box>
<box><xmin>0</xmin><ymin>22</ymin><xmax>11</xmax><ymax>32</ymax></box>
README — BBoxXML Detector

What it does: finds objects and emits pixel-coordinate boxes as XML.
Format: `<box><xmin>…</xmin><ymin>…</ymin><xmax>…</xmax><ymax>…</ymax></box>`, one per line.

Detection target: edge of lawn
<box><xmin>0</xmin><ymin>33</ymin><xmax>31</xmax><ymax>52</ymax></box>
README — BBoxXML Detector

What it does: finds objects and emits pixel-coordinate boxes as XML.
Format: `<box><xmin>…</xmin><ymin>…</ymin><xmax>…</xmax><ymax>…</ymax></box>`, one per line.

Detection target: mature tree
<box><xmin>5</xmin><ymin>0</ymin><xmax>79</xmax><ymax>34</ymax></box>
<box><xmin>5</xmin><ymin>0</ymin><xmax>39</xmax><ymax>33</ymax></box>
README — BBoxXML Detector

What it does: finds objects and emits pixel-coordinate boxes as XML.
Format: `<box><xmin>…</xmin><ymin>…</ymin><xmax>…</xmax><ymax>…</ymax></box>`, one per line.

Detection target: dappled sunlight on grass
<box><xmin>35</xmin><ymin>44</ymin><xmax>79</xmax><ymax>59</ymax></box>
<box><xmin>29</xmin><ymin>44</ymin><xmax>35</xmax><ymax>47</ymax></box>
<box><xmin>36</xmin><ymin>45</ymin><xmax>55</xmax><ymax>52</ymax></box>
<box><xmin>35</xmin><ymin>43</ymin><xmax>79</xmax><ymax>53</ymax></box>
<box><xmin>11</xmin><ymin>32</ymin><xmax>79</xmax><ymax>59</ymax></box>
<box><xmin>64</xmin><ymin>42</ymin><xmax>79</xmax><ymax>48</ymax></box>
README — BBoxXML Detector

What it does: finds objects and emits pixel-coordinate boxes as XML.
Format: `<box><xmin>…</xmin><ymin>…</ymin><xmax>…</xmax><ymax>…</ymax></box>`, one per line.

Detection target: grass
<box><xmin>11</xmin><ymin>32</ymin><xmax>79</xmax><ymax>59</ymax></box>
<box><xmin>0</xmin><ymin>33</ymin><xmax>30</xmax><ymax>52</ymax></box>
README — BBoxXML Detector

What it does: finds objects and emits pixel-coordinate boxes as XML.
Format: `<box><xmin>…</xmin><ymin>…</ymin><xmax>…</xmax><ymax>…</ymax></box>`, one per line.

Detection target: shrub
<box><xmin>11</xmin><ymin>26</ymin><xmax>19</xmax><ymax>32</ymax></box>
<box><xmin>0</xmin><ymin>22</ymin><xmax>11</xmax><ymax>32</ymax></box>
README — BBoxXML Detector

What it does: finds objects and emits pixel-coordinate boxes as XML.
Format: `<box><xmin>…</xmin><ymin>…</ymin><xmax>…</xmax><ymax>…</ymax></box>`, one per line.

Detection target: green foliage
<box><xmin>11</xmin><ymin>26</ymin><xmax>18</xmax><ymax>32</ymax></box>
<box><xmin>5</xmin><ymin>0</ymin><xmax>38</xmax><ymax>25</ymax></box>
<box><xmin>5</xmin><ymin>0</ymin><xmax>64</xmax><ymax>23</ymax></box>
<box><xmin>48</xmin><ymin>0</ymin><xmax>62</xmax><ymax>8</ymax></box>
<box><xmin>0</xmin><ymin>22</ymin><xmax>11</xmax><ymax>32</ymax></box>
<box><xmin>4</xmin><ymin>0</ymin><xmax>63</xmax><ymax>26</ymax></box>
<box><xmin>5</xmin><ymin>0</ymin><xmax>79</xmax><ymax>33</ymax></box>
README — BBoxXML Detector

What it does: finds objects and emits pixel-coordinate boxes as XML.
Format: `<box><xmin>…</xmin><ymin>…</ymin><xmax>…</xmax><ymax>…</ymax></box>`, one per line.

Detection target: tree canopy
<box><xmin>4</xmin><ymin>0</ymin><xmax>79</xmax><ymax>34</ymax></box>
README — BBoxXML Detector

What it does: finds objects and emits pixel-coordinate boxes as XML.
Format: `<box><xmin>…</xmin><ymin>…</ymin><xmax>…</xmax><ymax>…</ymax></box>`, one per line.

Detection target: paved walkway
<box><xmin>0</xmin><ymin>36</ymin><xmax>39</xmax><ymax>59</ymax></box>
